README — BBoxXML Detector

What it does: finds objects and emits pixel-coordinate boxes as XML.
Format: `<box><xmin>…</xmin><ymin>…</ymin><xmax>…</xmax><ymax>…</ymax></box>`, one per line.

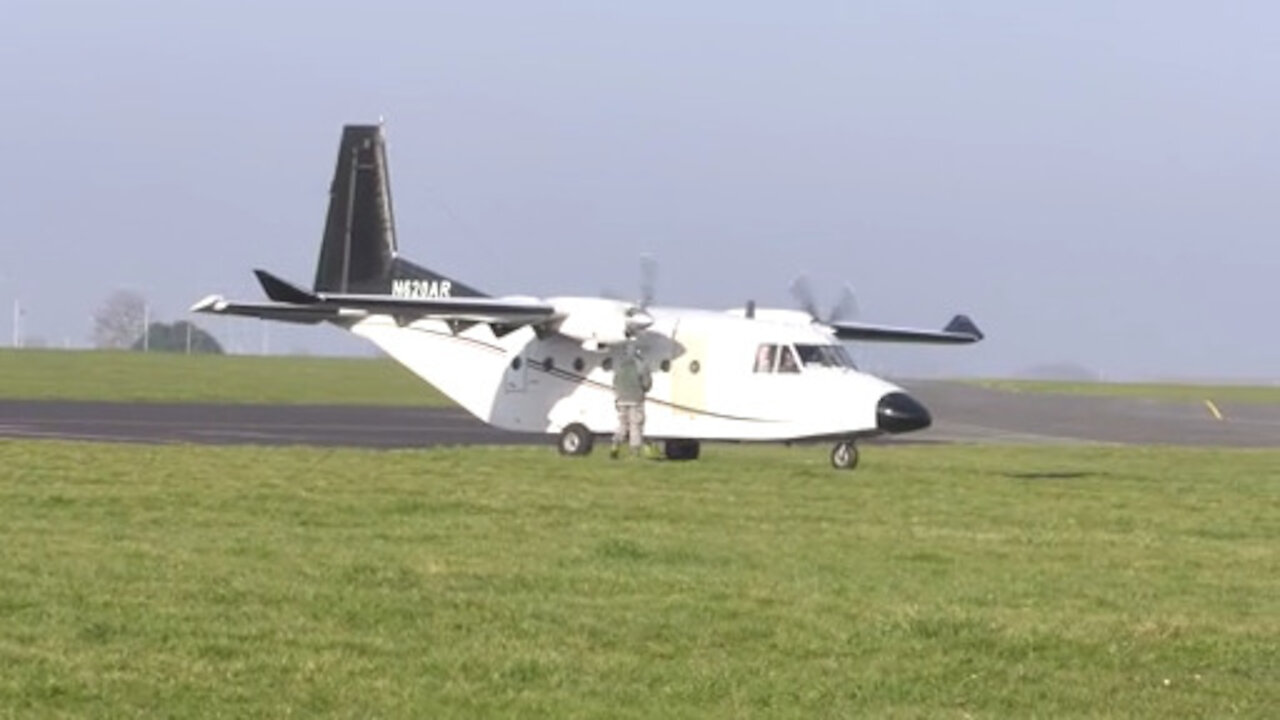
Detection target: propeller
<box><xmin>789</xmin><ymin>273</ymin><xmax>869</xmax><ymax>369</ymax></box>
<box><xmin>625</xmin><ymin>253</ymin><xmax>657</xmax><ymax>335</ymax></box>
<box><xmin>789</xmin><ymin>275</ymin><xmax>821</xmax><ymax>320</ymax></box>
<box><xmin>789</xmin><ymin>274</ymin><xmax>861</xmax><ymax>324</ymax></box>
<box><xmin>638</xmin><ymin>252</ymin><xmax>657</xmax><ymax>310</ymax></box>
<box><xmin>828</xmin><ymin>283</ymin><xmax>860</xmax><ymax>323</ymax></box>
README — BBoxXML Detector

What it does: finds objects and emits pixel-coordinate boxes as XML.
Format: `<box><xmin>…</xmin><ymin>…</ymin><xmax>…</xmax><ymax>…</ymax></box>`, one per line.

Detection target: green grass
<box><xmin>0</xmin><ymin>349</ymin><xmax>450</xmax><ymax>406</ymax></box>
<box><xmin>8</xmin><ymin>349</ymin><xmax>1277</xmax><ymax>410</ymax></box>
<box><xmin>1</xmin><ymin>440</ymin><xmax>1276</xmax><ymax>717</ymax></box>
<box><xmin>971</xmin><ymin>379</ymin><xmax>1280</xmax><ymax>405</ymax></box>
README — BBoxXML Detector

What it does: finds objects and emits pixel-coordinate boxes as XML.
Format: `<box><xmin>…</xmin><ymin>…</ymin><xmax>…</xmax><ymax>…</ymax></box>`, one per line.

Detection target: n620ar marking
<box><xmin>391</xmin><ymin>279</ymin><xmax>452</xmax><ymax>298</ymax></box>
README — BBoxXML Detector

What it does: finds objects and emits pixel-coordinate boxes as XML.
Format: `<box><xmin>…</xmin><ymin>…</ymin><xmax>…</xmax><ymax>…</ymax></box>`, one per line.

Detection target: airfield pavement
<box><xmin>905</xmin><ymin>380</ymin><xmax>1280</xmax><ymax>448</ymax></box>
<box><xmin>1</xmin><ymin>380</ymin><xmax>1276</xmax><ymax>449</ymax></box>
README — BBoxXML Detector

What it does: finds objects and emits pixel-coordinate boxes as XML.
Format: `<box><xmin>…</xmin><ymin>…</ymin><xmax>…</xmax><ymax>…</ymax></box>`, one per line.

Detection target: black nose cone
<box><xmin>877</xmin><ymin>392</ymin><xmax>932</xmax><ymax>433</ymax></box>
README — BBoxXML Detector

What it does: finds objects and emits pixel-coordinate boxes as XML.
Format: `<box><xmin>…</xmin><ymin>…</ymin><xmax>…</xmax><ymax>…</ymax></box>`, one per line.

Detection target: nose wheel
<box><xmin>831</xmin><ymin>440</ymin><xmax>859</xmax><ymax>470</ymax></box>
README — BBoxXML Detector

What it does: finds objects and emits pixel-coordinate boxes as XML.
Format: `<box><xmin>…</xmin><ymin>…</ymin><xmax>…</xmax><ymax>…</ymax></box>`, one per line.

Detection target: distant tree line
<box><xmin>93</xmin><ymin>289</ymin><xmax>224</xmax><ymax>354</ymax></box>
<box><xmin>130</xmin><ymin>321</ymin><xmax>224</xmax><ymax>353</ymax></box>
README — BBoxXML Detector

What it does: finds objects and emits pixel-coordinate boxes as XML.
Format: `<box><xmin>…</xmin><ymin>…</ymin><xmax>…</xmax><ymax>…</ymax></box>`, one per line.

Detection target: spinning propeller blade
<box><xmin>639</xmin><ymin>253</ymin><xmax>657</xmax><ymax>309</ymax></box>
<box><xmin>788</xmin><ymin>274</ymin><xmax>821</xmax><ymax>320</ymax></box>
<box><xmin>790</xmin><ymin>274</ymin><xmax>859</xmax><ymax>324</ymax></box>
<box><xmin>827</xmin><ymin>283</ymin><xmax>860</xmax><ymax>324</ymax></box>
<box><xmin>619</xmin><ymin>253</ymin><xmax>658</xmax><ymax>335</ymax></box>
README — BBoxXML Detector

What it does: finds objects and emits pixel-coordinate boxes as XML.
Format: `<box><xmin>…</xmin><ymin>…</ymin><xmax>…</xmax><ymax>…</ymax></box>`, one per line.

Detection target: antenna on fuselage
<box><xmin>745</xmin><ymin>299</ymin><xmax>756</xmax><ymax>318</ymax></box>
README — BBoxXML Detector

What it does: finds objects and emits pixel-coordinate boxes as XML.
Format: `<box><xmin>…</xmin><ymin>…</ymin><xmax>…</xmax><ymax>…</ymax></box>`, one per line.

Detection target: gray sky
<box><xmin>2</xmin><ymin>1</ymin><xmax>1277</xmax><ymax>380</ymax></box>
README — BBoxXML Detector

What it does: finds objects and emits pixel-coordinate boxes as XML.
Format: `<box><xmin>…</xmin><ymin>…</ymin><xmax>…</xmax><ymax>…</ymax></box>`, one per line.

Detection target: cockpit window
<box><xmin>754</xmin><ymin>343</ymin><xmax>809</xmax><ymax>373</ymax></box>
<box><xmin>753</xmin><ymin>344</ymin><xmax>777</xmax><ymax>373</ymax></box>
<box><xmin>777</xmin><ymin>345</ymin><xmax>800</xmax><ymax>373</ymax></box>
<box><xmin>795</xmin><ymin>344</ymin><xmax>857</xmax><ymax>370</ymax></box>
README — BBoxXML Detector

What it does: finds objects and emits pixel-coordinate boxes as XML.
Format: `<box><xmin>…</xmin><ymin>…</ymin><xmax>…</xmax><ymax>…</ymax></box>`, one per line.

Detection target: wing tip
<box><xmin>190</xmin><ymin>294</ymin><xmax>226</xmax><ymax>313</ymax></box>
<box><xmin>254</xmin><ymin>269</ymin><xmax>318</xmax><ymax>304</ymax></box>
<box><xmin>944</xmin><ymin>314</ymin><xmax>984</xmax><ymax>341</ymax></box>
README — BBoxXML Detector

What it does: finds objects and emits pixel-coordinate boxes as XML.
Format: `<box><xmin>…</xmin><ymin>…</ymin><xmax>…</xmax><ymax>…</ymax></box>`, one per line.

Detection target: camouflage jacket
<box><xmin>612</xmin><ymin>355</ymin><xmax>652</xmax><ymax>403</ymax></box>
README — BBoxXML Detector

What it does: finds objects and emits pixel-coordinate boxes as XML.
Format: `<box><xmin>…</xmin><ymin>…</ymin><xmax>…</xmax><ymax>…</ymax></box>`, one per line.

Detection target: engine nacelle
<box><xmin>548</xmin><ymin>297</ymin><xmax>654</xmax><ymax>348</ymax></box>
<box><xmin>556</xmin><ymin>311</ymin><xmax>629</xmax><ymax>346</ymax></box>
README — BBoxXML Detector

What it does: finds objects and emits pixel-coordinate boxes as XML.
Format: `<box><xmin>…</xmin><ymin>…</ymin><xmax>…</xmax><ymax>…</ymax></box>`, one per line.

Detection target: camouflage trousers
<box><xmin>613</xmin><ymin>401</ymin><xmax>646</xmax><ymax>451</ymax></box>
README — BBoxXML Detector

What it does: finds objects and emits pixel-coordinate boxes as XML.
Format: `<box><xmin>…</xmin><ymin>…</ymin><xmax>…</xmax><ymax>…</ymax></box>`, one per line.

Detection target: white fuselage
<box><xmin>352</xmin><ymin>300</ymin><xmax>908</xmax><ymax>441</ymax></box>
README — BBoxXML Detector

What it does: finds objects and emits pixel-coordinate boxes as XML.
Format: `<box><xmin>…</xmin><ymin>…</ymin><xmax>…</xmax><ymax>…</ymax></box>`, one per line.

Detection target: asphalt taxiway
<box><xmin>0</xmin><ymin>381</ymin><xmax>1276</xmax><ymax>449</ymax></box>
<box><xmin>905</xmin><ymin>380</ymin><xmax>1279</xmax><ymax>448</ymax></box>
<box><xmin>0</xmin><ymin>402</ymin><xmax>543</xmax><ymax>448</ymax></box>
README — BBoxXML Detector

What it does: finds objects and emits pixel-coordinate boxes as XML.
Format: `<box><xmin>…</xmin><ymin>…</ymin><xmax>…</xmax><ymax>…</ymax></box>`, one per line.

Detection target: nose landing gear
<box><xmin>830</xmin><ymin>440</ymin><xmax>859</xmax><ymax>470</ymax></box>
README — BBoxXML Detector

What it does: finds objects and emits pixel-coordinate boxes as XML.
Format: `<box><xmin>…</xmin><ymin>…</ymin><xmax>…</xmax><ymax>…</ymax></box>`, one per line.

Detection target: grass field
<box><xmin>0</xmin><ymin>349</ymin><xmax>450</xmax><ymax>406</ymax></box>
<box><xmin>7</xmin><ymin>349</ymin><xmax>1279</xmax><ymax>411</ymax></box>
<box><xmin>2</xmin><ymin>439</ymin><xmax>1276</xmax><ymax>717</ymax></box>
<box><xmin>970</xmin><ymin>379</ymin><xmax>1280</xmax><ymax>405</ymax></box>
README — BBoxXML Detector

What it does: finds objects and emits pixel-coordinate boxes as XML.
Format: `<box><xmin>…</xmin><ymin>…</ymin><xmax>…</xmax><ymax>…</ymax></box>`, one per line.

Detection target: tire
<box><xmin>664</xmin><ymin>439</ymin><xmax>701</xmax><ymax>461</ymax></box>
<box><xmin>831</xmin><ymin>440</ymin><xmax>859</xmax><ymax>470</ymax></box>
<box><xmin>558</xmin><ymin>424</ymin><xmax>594</xmax><ymax>456</ymax></box>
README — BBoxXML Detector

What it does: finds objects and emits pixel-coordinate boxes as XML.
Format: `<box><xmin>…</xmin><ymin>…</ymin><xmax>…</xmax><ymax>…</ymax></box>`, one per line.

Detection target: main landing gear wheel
<box><xmin>663</xmin><ymin>439</ymin><xmax>701</xmax><ymax>461</ymax></box>
<box><xmin>831</xmin><ymin>440</ymin><xmax>859</xmax><ymax>470</ymax></box>
<box><xmin>558</xmin><ymin>424</ymin><xmax>594</xmax><ymax>456</ymax></box>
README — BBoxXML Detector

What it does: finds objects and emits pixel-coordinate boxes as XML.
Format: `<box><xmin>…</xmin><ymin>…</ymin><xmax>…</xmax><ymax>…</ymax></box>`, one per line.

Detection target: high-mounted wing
<box><xmin>829</xmin><ymin>314</ymin><xmax>984</xmax><ymax>344</ymax></box>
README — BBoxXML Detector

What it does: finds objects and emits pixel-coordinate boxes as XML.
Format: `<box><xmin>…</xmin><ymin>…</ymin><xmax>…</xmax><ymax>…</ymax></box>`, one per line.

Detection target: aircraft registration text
<box><xmin>392</xmin><ymin>279</ymin><xmax>453</xmax><ymax>298</ymax></box>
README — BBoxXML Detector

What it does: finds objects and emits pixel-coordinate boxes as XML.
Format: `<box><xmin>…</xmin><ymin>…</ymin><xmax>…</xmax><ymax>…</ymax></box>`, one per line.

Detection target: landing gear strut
<box><xmin>558</xmin><ymin>423</ymin><xmax>594</xmax><ymax>456</ymax></box>
<box><xmin>831</xmin><ymin>440</ymin><xmax>859</xmax><ymax>470</ymax></box>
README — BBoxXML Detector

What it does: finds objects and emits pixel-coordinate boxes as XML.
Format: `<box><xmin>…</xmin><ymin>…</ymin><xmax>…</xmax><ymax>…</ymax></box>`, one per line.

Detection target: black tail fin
<box><xmin>313</xmin><ymin>124</ymin><xmax>486</xmax><ymax>298</ymax></box>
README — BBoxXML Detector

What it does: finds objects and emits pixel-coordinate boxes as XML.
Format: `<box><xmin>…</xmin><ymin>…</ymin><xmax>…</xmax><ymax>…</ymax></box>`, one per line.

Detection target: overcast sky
<box><xmin>2</xmin><ymin>1</ymin><xmax>1277</xmax><ymax>380</ymax></box>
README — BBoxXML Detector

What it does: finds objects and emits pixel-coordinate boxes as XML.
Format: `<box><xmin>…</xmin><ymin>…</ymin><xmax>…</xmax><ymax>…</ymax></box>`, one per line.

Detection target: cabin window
<box><xmin>602</xmin><ymin>357</ymin><xmax>613</xmax><ymax>372</ymax></box>
<box><xmin>543</xmin><ymin>357</ymin><xmax>555</xmax><ymax>371</ymax></box>
<box><xmin>573</xmin><ymin>357</ymin><xmax>585</xmax><ymax>372</ymax></box>
<box><xmin>753</xmin><ymin>344</ymin><xmax>777</xmax><ymax>373</ymax></box>
<box><xmin>511</xmin><ymin>357</ymin><xmax>522</xmax><ymax>370</ymax></box>
<box><xmin>660</xmin><ymin>359</ymin><xmax>671</xmax><ymax>372</ymax></box>
<box><xmin>689</xmin><ymin>360</ymin><xmax>701</xmax><ymax>374</ymax></box>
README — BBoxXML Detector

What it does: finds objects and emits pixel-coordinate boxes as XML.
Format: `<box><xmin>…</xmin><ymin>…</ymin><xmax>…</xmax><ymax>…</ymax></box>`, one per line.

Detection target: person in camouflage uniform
<box><xmin>611</xmin><ymin>341</ymin><xmax>652</xmax><ymax>458</ymax></box>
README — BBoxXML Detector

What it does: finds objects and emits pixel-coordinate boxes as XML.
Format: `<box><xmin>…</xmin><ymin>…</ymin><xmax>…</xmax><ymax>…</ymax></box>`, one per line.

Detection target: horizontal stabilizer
<box><xmin>242</xmin><ymin>269</ymin><xmax>559</xmax><ymax>325</ymax></box>
<box><xmin>189</xmin><ymin>295</ymin><xmax>338</xmax><ymax>324</ymax></box>
<box><xmin>830</xmin><ymin>314</ymin><xmax>984</xmax><ymax>344</ymax></box>
<box><xmin>306</xmin><ymin>291</ymin><xmax>558</xmax><ymax>323</ymax></box>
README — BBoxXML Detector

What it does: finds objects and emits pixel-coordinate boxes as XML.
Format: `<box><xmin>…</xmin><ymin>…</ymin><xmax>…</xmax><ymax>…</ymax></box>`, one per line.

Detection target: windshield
<box><xmin>795</xmin><ymin>344</ymin><xmax>857</xmax><ymax>370</ymax></box>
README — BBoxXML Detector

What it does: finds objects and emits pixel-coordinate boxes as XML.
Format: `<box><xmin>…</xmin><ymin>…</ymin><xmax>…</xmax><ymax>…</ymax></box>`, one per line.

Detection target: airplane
<box><xmin>191</xmin><ymin>123</ymin><xmax>984</xmax><ymax>469</ymax></box>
